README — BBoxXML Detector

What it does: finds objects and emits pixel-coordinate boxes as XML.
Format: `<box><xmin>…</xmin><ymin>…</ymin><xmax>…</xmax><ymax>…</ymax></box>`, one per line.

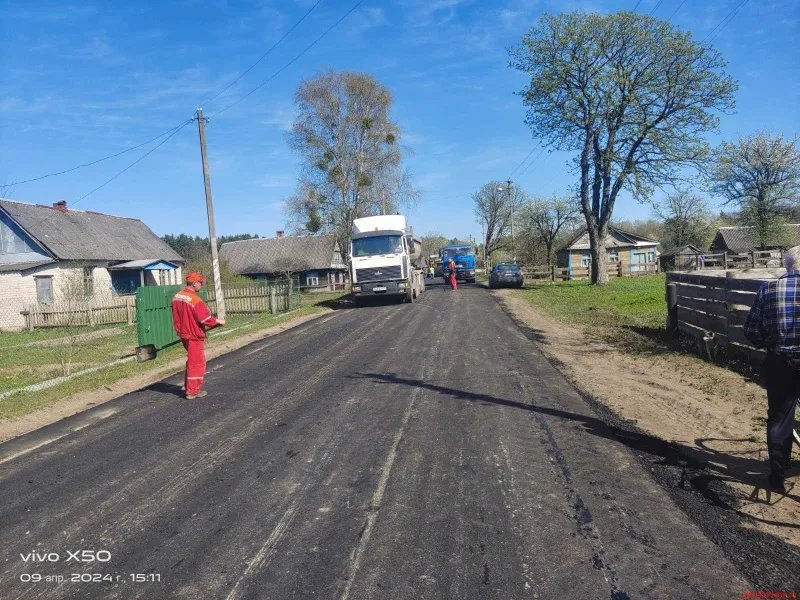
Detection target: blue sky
<box><xmin>2</xmin><ymin>0</ymin><xmax>799</xmax><ymax>241</ymax></box>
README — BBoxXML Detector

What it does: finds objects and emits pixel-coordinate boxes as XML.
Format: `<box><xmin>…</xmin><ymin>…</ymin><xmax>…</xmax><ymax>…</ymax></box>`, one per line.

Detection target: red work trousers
<box><xmin>181</xmin><ymin>338</ymin><xmax>206</xmax><ymax>396</ymax></box>
<box><xmin>449</xmin><ymin>272</ymin><xmax>458</xmax><ymax>290</ymax></box>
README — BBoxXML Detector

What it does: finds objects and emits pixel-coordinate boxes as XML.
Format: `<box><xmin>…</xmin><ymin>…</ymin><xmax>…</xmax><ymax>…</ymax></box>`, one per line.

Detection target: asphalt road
<box><xmin>0</xmin><ymin>279</ymin><xmax>752</xmax><ymax>599</ymax></box>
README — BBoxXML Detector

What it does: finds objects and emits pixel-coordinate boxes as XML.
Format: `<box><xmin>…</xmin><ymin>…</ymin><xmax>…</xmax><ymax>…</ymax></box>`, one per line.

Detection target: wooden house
<box><xmin>556</xmin><ymin>227</ymin><xmax>659</xmax><ymax>277</ymax></box>
<box><xmin>219</xmin><ymin>232</ymin><xmax>348</xmax><ymax>292</ymax></box>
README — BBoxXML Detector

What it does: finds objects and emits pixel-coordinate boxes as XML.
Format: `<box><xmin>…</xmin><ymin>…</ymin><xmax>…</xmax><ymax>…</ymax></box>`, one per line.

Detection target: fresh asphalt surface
<box><xmin>0</xmin><ymin>279</ymin><xmax>753</xmax><ymax>599</ymax></box>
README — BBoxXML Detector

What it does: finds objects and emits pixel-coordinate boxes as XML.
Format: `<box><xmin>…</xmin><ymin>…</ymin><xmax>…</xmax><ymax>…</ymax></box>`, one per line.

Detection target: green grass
<box><xmin>514</xmin><ymin>274</ymin><xmax>668</xmax><ymax>350</ymax></box>
<box><xmin>0</xmin><ymin>291</ymin><xmax>345</xmax><ymax>420</ymax></box>
<box><xmin>0</xmin><ymin>322</ymin><xmax>128</xmax><ymax>349</ymax></box>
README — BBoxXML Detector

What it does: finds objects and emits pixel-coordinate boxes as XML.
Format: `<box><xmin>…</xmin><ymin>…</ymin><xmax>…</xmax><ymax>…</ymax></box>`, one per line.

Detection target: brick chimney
<box><xmin>52</xmin><ymin>200</ymin><xmax>68</xmax><ymax>212</ymax></box>
<box><xmin>276</xmin><ymin>230</ymin><xmax>285</xmax><ymax>238</ymax></box>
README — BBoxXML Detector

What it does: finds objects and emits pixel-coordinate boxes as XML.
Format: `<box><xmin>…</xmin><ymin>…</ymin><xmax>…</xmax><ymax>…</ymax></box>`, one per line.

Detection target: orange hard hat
<box><xmin>186</xmin><ymin>272</ymin><xmax>205</xmax><ymax>284</ymax></box>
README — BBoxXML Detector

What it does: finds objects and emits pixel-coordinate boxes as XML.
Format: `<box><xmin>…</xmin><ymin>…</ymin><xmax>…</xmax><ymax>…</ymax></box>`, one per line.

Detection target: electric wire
<box><xmin>705</xmin><ymin>0</ymin><xmax>748</xmax><ymax>43</ymax></box>
<box><xmin>668</xmin><ymin>0</ymin><xmax>688</xmax><ymax>20</ymax></box>
<box><xmin>202</xmin><ymin>0</ymin><xmax>324</xmax><ymax>107</ymax></box>
<box><xmin>648</xmin><ymin>0</ymin><xmax>665</xmax><ymax>16</ymax></box>
<box><xmin>210</xmin><ymin>0</ymin><xmax>364</xmax><ymax>118</ymax></box>
<box><xmin>76</xmin><ymin>119</ymin><xmax>192</xmax><ymax>203</ymax></box>
<box><xmin>632</xmin><ymin>0</ymin><xmax>643</xmax><ymax>11</ymax></box>
<box><xmin>5</xmin><ymin>120</ymin><xmax>191</xmax><ymax>187</ymax></box>
<box><xmin>509</xmin><ymin>147</ymin><xmax>537</xmax><ymax>179</ymax></box>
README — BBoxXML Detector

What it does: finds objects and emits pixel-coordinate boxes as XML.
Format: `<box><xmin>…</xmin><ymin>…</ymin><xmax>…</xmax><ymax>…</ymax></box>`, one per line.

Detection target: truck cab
<box><xmin>349</xmin><ymin>215</ymin><xmax>424</xmax><ymax>304</ymax></box>
<box><xmin>441</xmin><ymin>244</ymin><xmax>476</xmax><ymax>283</ymax></box>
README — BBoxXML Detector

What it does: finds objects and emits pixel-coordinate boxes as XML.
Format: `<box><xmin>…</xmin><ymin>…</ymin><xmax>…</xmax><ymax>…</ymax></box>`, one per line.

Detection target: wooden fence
<box><xmin>673</xmin><ymin>249</ymin><xmax>783</xmax><ymax>271</ymax></box>
<box><xmin>22</xmin><ymin>282</ymin><xmax>301</xmax><ymax>330</ymax></box>
<box><xmin>523</xmin><ymin>261</ymin><xmax>659</xmax><ymax>282</ymax></box>
<box><xmin>22</xmin><ymin>295</ymin><xmax>136</xmax><ymax>330</ymax></box>
<box><xmin>665</xmin><ymin>271</ymin><xmax>770</xmax><ymax>364</ymax></box>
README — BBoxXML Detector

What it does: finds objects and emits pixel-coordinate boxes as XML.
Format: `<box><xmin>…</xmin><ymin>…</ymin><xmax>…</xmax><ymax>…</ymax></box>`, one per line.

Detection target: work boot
<box><xmin>186</xmin><ymin>390</ymin><xmax>208</xmax><ymax>400</ymax></box>
<box><xmin>768</xmin><ymin>472</ymin><xmax>787</xmax><ymax>494</ymax></box>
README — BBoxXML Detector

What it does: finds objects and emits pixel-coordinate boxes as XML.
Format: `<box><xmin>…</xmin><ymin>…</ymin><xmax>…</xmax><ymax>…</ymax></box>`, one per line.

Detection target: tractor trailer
<box><xmin>349</xmin><ymin>215</ymin><xmax>425</xmax><ymax>304</ymax></box>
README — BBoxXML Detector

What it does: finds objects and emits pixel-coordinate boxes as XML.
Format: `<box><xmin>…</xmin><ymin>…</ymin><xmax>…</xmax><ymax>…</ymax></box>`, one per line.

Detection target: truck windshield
<box><xmin>443</xmin><ymin>246</ymin><xmax>472</xmax><ymax>257</ymax></box>
<box><xmin>352</xmin><ymin>235</ymin><xmax>403</xmax><ymax>257</ymax></box>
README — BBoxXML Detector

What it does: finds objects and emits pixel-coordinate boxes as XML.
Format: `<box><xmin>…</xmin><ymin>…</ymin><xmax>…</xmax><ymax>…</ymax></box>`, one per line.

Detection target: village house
<box><xmin>219</xmin><ymin>231</ymin><xmax>348</xmax><ymax>291</ymax></box>
<box><xmin>556</xmin><ymin>227</ymin><xmax>659</xmax><ymax>276</ymax></box>
<box><xmin>659</xmin><ymin>244</ymin><xmax>705</xmax><ymax>271</ymax></box>
<box><xmin>709</xmin><ymin>224</ymin><xmax>800</xmax><ymax>254</ymax></box>
<box><xmin>0</xmin><ymin>199</ymin><xmax>183</xmax><ymax>330</ymax></box>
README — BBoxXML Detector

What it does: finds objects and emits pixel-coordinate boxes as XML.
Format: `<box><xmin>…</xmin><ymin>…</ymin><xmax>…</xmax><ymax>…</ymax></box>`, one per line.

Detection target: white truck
<box><xmin>349</xmin><ymin>214</ymin><xmax>425</xmax><ymax>305</ymax></box>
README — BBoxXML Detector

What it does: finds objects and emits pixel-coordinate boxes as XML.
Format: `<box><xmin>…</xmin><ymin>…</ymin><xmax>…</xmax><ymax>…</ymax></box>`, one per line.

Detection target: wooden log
<box><xmin>675</xmin><ymin>282</ymin><xmax>727</xmax><ymax>302</ymax></box>
<box><xmin>675</xmin><ymin>296</ymin><xmax>728</xmax><ymax>317</ymax></box>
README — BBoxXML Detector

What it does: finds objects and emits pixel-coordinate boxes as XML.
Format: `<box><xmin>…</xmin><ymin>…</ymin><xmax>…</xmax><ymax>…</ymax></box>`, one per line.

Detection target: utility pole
<box><xmin>507</xmin><ymin>179</ymin><xmax>515</xmax><ymax>263</ymax></box>
<box><xmin>195</xmin><ymin>108</ymin><xmax>226</xmax><ymax>319</ymax></box>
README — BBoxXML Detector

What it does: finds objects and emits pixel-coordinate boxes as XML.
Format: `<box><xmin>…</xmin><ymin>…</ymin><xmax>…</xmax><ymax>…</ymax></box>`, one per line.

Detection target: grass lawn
<box><xmin>514</xmin><ymin>274</ymin><xmax>667</xmax><ymax>349</ymax></box>
<box><xmin>0</xmin><ymin>291</ymin><xmax>345</xmax><ymax>420</ymax></box>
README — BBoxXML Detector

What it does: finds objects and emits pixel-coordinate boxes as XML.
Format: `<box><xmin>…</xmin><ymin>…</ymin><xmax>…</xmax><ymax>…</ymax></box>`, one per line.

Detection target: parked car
<box><xmin>489</xmin><ymin>263</ymin><xmax>524</xmax><ymax>288</ymax></box>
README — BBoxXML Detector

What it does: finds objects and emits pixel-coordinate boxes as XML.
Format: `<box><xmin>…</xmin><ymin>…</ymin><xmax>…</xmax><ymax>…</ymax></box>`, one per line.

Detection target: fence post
<box><xmin>269</xmin><ymin>286</ymin><xmax>276</xmax><ymax>314</ymax></box>
<box><xmin>666</xmin><ymin>281</ymin><xmax>678</xmax><ymax>339</ymax></box>
<box><xmin>723</xmin><ymin>251</ymin><xmax>728</xmax><ymax>271</ymax></box>
<box><xmin>551</xmin><ymin>265</ymin><xmax>556</xmax><ymax>282</ymax></box>
<box><xmin>88</xmin><ymin>303</ymin><xmax>95</xmax><ymax>327</ymax></box>
<box><xmin>750</xmin><ymin>250</ymin><xmax>756</xmax><ymax>268</ymax></box>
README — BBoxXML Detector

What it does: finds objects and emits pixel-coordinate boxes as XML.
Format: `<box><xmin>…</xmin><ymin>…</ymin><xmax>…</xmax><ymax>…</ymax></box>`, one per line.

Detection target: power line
<box><xmin>76</xmin><ymin>120</ymin><xmax>192</xmax><ymax>203</ymax></box>
<box><xmin>632</xmin><ymin>0</ymin><xmax>643</xmax><ymax>11</ymax></box>
<box><xmin>202</xmin><ymin>0</ymin><xmax>325</xmax><ymax>106</ymax></box>
<box><xmin>705</xmin><ymin>0</ymin><xmax>748</xmax><ymax>43</ymax></box>
<box><xmin>648</xmin><ymin>0</ymin><xmax>665</xmax><ymax>15</ymax></box>
<box><xmin>509</xmin><ymin>147</ymin><xmax>538</xmax><ymax>179</ymax></box>
<box><xmin>6</xmin><ymin>120</ymin><xmax>190</xmax><ymax>187</ymax></box>
<box><xmin>668</xmin><ymin>0</ymin><xmax>688</xmax><ymax>20</ymax></box>
<box><xmin>210</xmin><ymin>0</ymin><xmax>364</xmax><ymax>118</ymax></box>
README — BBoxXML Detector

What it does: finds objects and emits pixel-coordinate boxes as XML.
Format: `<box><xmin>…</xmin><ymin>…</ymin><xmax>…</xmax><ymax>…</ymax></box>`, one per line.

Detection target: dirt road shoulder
<box><xmin>494</xmin><ymin>288</ymin><xmax>800</xmax><ymax>551</ymax></box>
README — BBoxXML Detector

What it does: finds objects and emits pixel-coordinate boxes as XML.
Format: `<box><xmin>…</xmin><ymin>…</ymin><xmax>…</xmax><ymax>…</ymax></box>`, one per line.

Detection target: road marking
<box><xmin>0</xmin><ymin>436</ymin><xmax>67</xmax><ymax>465</ymax></box>
<box><xmin>340</xmin><ymin>396</ymin><xmax>416</xmax><ymax>600</ymax></box>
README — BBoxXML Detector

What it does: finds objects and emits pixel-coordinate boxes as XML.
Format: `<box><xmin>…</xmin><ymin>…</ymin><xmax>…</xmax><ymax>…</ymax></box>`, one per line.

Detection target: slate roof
<box><xmin>559</xmin><ymin>226</ymin><xmax>659</xmax><ymax>251</ymax></box>
<box><xmin>659</xmin><ymin>244</ymin><xmax>704</xmax><ymax>258</ymax></box>
<box><xmin>220</xmin><ymin>234</ymin><xmax>345</xmax><ymax>275</ymax></box>
<box><xmin>710</xmin><ymin>225</ymin><xmax>800</xmax><ymax>253</ymax></box>
<box><xmin>0</xmin><ymin>199</ymin><xmax>183</xmax><ymax>263</ymax></box>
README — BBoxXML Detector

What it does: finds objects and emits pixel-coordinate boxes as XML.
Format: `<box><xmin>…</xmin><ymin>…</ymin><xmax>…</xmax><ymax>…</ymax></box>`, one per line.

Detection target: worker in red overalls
<box><xmin>171</xmin><ymin>272</ymin><xmax>224</xmax><ymax>399</ymax></box>
<box><xmin>448</xmin><ymin>257</ymin><xmax>458</xmax><ymax>291</ymax></box>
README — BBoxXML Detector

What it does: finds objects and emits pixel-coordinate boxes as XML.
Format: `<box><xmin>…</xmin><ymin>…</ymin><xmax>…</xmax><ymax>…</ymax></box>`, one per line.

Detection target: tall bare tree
<box><xmin>286</xmin><ymin>70</ymin><xmax>416</xmax><ymax>255</ymax></box>
<box><xmin>473</xmin><ymin>181</ymin><xmax>526</xmax><ymax>264</ymax></box>
<box><xmin>653</xmin><ymin>189</ymin><xmax>715</xmax><ymax>249</ymax></box>
<box><xmin>710</xmin><ymin>133</ymin><xmax>800</xmax><ymax>249</ymax></box>
<box><xmin>510</xmin><ymin>11</ymin><xmax>737</xmax><ymax>283</ymax></box>
<box><xmin>519</xmin><ymin>197</ymin><xmax>580</xmax><ymax>265</ymax></box>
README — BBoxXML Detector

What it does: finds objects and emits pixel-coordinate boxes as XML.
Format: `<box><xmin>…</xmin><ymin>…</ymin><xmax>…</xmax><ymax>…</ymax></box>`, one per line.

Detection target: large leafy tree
<box><xmin>510</xmin><ymin>11</ymin><xmax>736</xmax><ymax>283</ymax></box>
<box><xmin>710</xmin><ymin>133</ymin><xmax>800</xmax><ymax>249</ymax></box>
<box><xmin>286</xmin><ymin>70</ymin><xmax>416</xmax><ymax>255</ymax></box>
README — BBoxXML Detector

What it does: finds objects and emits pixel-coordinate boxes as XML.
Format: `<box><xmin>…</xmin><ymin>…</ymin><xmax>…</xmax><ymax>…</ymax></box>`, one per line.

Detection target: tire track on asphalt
<box><xmin>9</xmin><ymin>308</ymin><xmax>390</xmax><ymax>600</ymax></box>
<box><xmin>219</xmin><ymin>299</ymin><xmax>436</xmax><ymax>600</ymax></box>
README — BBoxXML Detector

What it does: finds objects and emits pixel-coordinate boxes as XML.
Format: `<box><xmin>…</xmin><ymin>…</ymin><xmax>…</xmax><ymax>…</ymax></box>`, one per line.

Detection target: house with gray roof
<box><xmin>0</xmin><ymin>198</ymin><xmax>183</xmax><ymax>330</ymax></box>
<box><xmin>709</xmin><ymin>225</ymin><xmax>800</xmax><ymax>253</ymax></box>
<box><xmin>556</xmin><ymin>226</ymin><xmax>659</xmax><ymax>276</ymax></box>
<box><xmin>220</xmin><ymin>231</ymin><xmax>347</xmax><ymax>291</ymax></box>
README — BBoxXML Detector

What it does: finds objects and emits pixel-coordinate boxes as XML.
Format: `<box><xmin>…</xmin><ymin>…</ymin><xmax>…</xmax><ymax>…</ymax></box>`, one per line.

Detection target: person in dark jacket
<box><xmin>744</xmin><ymin>246</ymin><xmax>800</xmax><ymax>493</ymax></box>
<box><xmin>171</xmin><ymin>272</ymin><xmax>225</xmax><ymax>399</ymax></box>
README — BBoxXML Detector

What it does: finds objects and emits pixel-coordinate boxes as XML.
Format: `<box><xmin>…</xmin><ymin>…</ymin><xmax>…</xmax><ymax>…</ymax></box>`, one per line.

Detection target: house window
<box><xmin>83</xmin><ymin>267</ymin><xmax>94</xmax><ymax>297</ymax></box>
<box><xmin>35</xmin><ymin>276</ymin><xmax>53</xmax><ymax>304</ymax></box>
<box><xmin>0</xmin><ymin>218</ymin><xmax>32</xmax><ymax>254</ymax></box>
<box><xmin>305</xmin><ymin>271</ymin><xmax>319</xmax><ymax>287</ymax></box>
<box><xmin>581</xmin><ymin>252</ymin><xmax>592</xmax><ymax>268</ymax></box>
<box><xmin>608</xmin><ymin>249</ymin><xmax>619</xmax><ymax>263</ymax></box>
<box><xmin>647</xmin><ymin>251</ymin><xmax>656</xmax><ymax>263</ymax></box>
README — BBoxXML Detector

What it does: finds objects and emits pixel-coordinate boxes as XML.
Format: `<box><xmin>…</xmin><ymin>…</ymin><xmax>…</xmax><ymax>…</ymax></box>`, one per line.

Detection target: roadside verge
<box><xmin>492</xmin><ymin>288</ymin><xmax>800</xmax><ymax>549</ymax></box>
<box><xmin>0</xmin><ymin>307</ymin><xmax>337</xmax><ymax>445</ymax></box>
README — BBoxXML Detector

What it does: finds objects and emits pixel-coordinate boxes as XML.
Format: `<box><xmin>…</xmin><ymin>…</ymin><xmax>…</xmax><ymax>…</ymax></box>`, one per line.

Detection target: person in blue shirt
<box><xmin>744</xmin><ymin>246</ymin><xmax>800</xmax><ymax>494</ymax></box>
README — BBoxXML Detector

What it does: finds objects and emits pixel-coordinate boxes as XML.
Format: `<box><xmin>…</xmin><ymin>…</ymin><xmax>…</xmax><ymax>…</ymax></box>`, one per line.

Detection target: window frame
<box><xmin>35</xmin><ymin>275</ymin><xmax>54</xmax><ymax>304</ymax></box>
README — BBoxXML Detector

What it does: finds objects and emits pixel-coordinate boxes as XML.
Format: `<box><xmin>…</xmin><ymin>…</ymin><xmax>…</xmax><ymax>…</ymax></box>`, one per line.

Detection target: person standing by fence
<box><xmin>744</xmin><ymin>246</ymin><xmax>800</xmax><ymax>494</ymax></box>
<box><xmin>172</xmin><ymin>272</ymin><xmax>225</xmax><ymax>400</ymax></box>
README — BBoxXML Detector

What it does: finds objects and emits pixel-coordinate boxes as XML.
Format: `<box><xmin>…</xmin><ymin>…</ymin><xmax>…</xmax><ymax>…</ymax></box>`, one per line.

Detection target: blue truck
<box><xmin>440</xmin><ymin>243</ymin><xmax>476</xmax><ymax>283</ymax></box>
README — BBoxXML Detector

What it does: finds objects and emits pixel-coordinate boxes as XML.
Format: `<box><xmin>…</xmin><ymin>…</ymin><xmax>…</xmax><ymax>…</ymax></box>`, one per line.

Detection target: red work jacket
<box><xmin>171</xmin><ymin>287</ymin><xmax>219</xmax><ymax>340</ymax></box>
